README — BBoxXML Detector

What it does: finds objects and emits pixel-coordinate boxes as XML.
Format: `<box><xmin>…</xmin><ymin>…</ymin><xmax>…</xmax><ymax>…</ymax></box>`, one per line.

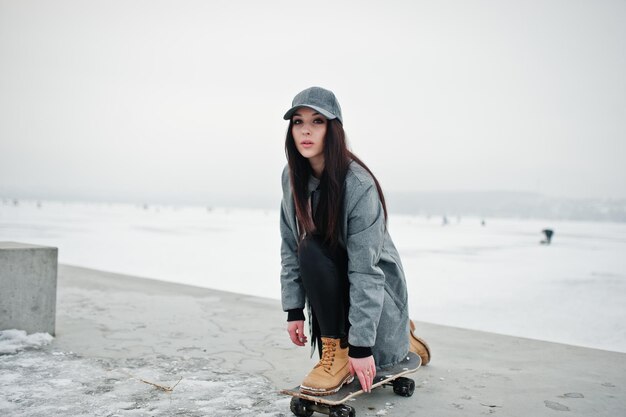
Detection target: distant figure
<box><xmin>481</xmin><ymin>219</ymin><xmax>486</xmax><ymax>226</ymax></box>
<box><xmin>442</xmin><ymin>215</ymin><xmax>449</xmax><ymax>226</ymax></box>
<box><xmin>541</xmin><ymin>229</ymin><xmax>554</xmax><ymax>245</ymax></box>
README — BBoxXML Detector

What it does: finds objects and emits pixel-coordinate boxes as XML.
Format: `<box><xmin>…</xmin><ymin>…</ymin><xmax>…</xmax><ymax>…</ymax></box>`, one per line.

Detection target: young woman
<box><xmin>279</xmin><ymin>86</ymin><xmax>430</xmax><ymax>396</ymax></box>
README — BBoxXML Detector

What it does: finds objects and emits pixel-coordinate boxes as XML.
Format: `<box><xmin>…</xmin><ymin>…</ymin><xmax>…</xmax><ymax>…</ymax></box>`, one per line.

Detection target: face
<box><xmin>292</xmin><ymin>107</ymin><xmax>327</xmax><ymax>167</ymax></box>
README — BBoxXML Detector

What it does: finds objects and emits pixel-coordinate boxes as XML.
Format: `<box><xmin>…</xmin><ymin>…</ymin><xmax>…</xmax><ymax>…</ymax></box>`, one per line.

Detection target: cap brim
<box><xmin>283</xmin><ymin>105</ymin><xmax>337</xmax><ymax>121</ymax></box>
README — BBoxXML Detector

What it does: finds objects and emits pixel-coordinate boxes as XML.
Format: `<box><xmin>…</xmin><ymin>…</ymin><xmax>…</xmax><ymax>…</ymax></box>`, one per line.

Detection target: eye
<box><xmin>293</xmin><ymin>119</ymin><xmax>302</xmax><ymax>125</ymax></box>
<box><xmin>313</xmin><ymin>118</ymin><xmax>326</xmax><ymax>124</ymax></box>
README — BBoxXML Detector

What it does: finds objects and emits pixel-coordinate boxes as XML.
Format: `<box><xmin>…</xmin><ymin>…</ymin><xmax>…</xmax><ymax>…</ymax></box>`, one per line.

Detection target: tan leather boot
<box><xmin>300</xmin><ymin>337</ymin><xmax>354</xmax><ymax>395</ymax></box>
<box><xmin>409</xmin><ymin>320</ymin><xmax>431</xmax><ymax>365</ymax></box>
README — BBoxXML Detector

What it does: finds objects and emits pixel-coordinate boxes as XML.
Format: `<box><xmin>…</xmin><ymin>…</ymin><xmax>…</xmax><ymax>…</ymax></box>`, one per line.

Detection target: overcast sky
<box><xmin>1</xmin><ymin>0</ymin><xmax>624</xmax><ymax>206</ymax></box>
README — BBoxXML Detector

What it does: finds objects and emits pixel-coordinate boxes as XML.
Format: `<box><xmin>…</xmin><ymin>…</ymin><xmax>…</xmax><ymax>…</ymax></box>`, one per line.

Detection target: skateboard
<box><xmin>282</xmin><ymin>351</ymin><xmax>421</xmax><ymax>417</ymax></box>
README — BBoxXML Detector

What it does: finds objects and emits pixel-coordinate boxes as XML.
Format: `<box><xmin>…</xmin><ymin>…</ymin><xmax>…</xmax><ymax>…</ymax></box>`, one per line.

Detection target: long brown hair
<box><xmin>285</xmin><ymin>118</ymin><xmax>388</xmax><ymax>248</ymax></box>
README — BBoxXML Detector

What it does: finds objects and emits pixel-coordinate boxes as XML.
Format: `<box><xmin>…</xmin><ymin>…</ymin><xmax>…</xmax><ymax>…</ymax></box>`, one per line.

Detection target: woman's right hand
<box><xmin>287</xmin><ymin>320</ymin><xmax>308</xmax><ymax>346</ymax></box>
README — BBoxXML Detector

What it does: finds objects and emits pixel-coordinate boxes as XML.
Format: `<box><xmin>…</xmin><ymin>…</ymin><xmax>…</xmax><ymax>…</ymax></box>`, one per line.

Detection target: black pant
<box><xmin>299</xmin><ymin>234</ymin><xmax>350</xmax><ymax>346</ymax></box>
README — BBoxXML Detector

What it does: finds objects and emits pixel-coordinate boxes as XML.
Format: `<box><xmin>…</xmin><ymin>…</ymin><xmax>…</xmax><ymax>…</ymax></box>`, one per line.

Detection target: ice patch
<box><xmin>0</xmin><ymin>330</ymin><xmax>53</xmax><ymax>355</ymax></box>
<box><xmin>0</xmin><ymin>349</ymin><xmax>286</xmax><ymax>416</ymax></box>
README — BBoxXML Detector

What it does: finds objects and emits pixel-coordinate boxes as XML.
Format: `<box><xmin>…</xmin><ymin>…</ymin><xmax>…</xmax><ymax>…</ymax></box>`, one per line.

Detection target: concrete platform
<box><xmin>0</xmin><ymin>242</ymin><xmax>57</xmax><ymax>335</ymax></box>
<box><xmin>35</xmin><ymin>265</ymin><xmax>626</xmax><ymax>415</ymax></box>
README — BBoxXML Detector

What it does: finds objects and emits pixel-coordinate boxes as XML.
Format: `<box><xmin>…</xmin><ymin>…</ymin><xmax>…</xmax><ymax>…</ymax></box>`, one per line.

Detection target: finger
<box><xmin>358</xmin><ymin>372</ymin><xmax>368</xmax><ymax>392</ymax></box>
<box><xmin>296</xmin><ymin>324</ymin><xmax>307</xmax><ymax>344</ymax></box>
<box><xmin>288</xmin><ymin>328</ymin><xmax>296</xmax><ymax>344</ymax></box>
<box><xmin>365</xmin><ymin>369</ymin><xmax>374</xmax><ymax>392</ymax></box>
<box><xmin>349</xmin><ymin>361</ymin><xmax>355</xmax><ymax>376</ymax></box>
<box><xmin>288</xmin><ymin>327</ymin><xmax>297</xmax><ymax>344</ymax></box>
<box><xmin>362</xmin><ymin>370</ymin><xmax>371</xmax><ymax>393</ymax></box>
<box><xmin>288</xmin><ymin>327</ymin><xmax>303</xmax><ymax>346</ymax></box>
<box><xmin>296</xmin><ymin>323</ymin><xmax>306</xmax><ymax>346</ymax></box>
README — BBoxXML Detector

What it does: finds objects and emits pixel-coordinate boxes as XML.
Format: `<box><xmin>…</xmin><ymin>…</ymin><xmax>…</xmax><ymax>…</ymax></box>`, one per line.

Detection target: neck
<box><xmin>309</xmin><ymin>156</ymin><xmax>325</xmax><ymax>178</ymax></box>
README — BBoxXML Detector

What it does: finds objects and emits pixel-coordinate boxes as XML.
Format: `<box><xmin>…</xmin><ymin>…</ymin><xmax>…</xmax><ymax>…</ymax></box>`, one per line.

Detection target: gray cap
<box><xmin>283</xmin><ymin>86</ymin><xmax>343</xmax><ymax>123</ymax></box>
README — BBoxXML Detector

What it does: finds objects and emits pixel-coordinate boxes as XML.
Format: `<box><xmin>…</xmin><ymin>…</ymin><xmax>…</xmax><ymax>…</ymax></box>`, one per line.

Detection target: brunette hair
<box><xmin>285</xmin><ymin>118</ymin><xmax>388</xmax><ymax>248</ymax></box>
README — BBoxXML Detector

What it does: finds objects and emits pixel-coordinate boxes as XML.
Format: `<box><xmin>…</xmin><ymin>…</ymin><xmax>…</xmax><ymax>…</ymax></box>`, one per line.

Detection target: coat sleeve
<box><xmin>279</xmin><ymin>171</ymin><xmax>306</xmax><ymax>312</ymax></box>
<box><xmin>345</xmin><ymin>181</ymin><xmax>386</xmax><ymax>348</ymax></box>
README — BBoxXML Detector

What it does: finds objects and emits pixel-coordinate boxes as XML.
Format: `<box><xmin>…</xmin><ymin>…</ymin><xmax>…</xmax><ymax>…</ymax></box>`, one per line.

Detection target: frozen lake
<box><xmin>2</xmin><ymin>199</ymin><xmax>625</xmax><ymax>353</ymax></box>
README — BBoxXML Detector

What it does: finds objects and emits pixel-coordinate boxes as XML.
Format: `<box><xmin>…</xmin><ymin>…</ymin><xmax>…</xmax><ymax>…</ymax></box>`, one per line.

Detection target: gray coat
<box><xmin>280</xmin><ymin>161</ymin><xmax>410</xmax><ymax>369</ymax></box>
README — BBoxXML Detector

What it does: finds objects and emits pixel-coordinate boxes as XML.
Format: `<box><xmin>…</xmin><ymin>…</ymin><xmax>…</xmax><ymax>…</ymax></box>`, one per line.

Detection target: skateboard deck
<box><xmin>282</xmin><ymin>351</ymin><xmax>421</xmax><ymax>416</ymax></box>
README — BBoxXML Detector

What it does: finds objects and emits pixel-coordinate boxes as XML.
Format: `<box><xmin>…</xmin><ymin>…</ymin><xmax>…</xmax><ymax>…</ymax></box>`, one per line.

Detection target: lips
<box><xmin>300</xmin><ymin>140</ymin><xmax>314</xmax><ymax>148</ymax></box>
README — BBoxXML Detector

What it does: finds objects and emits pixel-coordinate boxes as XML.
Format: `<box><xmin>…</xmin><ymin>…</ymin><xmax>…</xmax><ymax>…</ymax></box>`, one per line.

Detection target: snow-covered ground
<box><xmin>0</xmin><ymin>330</ymin><xmax>287</xmax><ymax>416</ymax></box>
<box><xmin>2</xmin><ymin>199</ymin><xmax>625</xmax><ymax>352</ymax></box>
<box><xmin>0</xmin><ymin>330</ymin><xmax>53</xmax><ymax>355</ymax></box>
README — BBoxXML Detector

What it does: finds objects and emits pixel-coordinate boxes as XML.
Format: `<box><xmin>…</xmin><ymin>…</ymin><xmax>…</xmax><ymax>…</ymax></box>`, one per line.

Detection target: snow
<box><xmin>0</xmin><ymin>330</ymin><xmax>53</xmax><ymax>355</ymax></box>
<box><xmin>0</xmin><ymin>348</ymin><xmax>287</xmax><ymax>416</ymax></box>
<box><xmin>1</xmin><ymin>199</ymin><xmax>625</xmax><ymax>352</ymax></box>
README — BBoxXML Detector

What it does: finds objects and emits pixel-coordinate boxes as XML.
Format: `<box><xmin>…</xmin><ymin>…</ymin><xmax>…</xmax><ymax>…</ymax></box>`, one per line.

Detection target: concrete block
<box><xmin>0</xmin><ymin>242</ymin><xmax>58</xmax><ymax>335</ymax></box>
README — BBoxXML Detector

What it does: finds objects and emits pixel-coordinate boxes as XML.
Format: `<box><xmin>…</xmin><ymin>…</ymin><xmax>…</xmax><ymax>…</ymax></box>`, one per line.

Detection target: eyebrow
<box><xmin>293</xmin><ymin>112</ymin><xmax>321</xmax><ymax>117</ymax></box>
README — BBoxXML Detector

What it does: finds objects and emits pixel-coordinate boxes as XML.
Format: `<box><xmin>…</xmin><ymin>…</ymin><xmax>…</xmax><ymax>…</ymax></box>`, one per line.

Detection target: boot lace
<box><xmin>316</xmin><ymin>339</ymin><xmax>337</xmax><ymax>371</ymax></box>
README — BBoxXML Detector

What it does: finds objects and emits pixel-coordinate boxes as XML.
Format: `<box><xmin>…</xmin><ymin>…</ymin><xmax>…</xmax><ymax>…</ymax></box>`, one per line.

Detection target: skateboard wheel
<box><xmin>392</xmin><ymin>377</ymin><xmax>415</xmax><ymax>397</ymax></box>
<box><xmin>290</xmin><ymin>397</ymin><xmax>314</xmax><ymax>417</ymax></box>
<box><xmin>330</xmin><ymin>404</ymin><xmax>356</xmax><ymax>417</ymax></box>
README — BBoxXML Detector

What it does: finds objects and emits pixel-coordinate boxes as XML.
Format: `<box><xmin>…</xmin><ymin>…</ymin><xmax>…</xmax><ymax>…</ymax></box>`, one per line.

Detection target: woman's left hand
<box><xmin>348</xmin><ymin>355</ymin><xmax>376</xmax><ymax>393</ymax></box>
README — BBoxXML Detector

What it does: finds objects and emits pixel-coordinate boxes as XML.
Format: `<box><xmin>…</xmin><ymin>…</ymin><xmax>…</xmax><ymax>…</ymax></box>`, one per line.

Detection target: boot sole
<box><xmin>299</xmin><ymin>374</ymin><xmax>355</xmax><ymax>396</ymax></box>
